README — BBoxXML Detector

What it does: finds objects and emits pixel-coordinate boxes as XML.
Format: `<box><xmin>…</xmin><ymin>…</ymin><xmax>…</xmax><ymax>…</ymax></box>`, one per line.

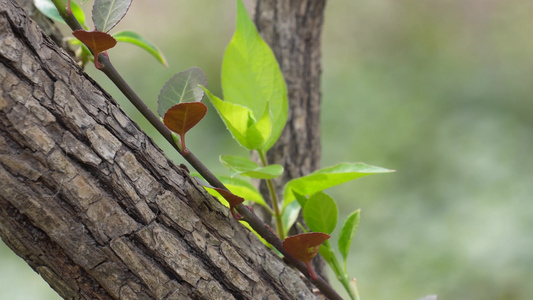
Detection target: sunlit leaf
<box><xmin>72</xmin><ymin>30</ymin><xmax>117</xmax><ymax>69</ymax></box>
<box><xmin>158</xmin><ymin>67</ymin><xmax>206</xmax><ymax>117</ymax></box>
<box><xmin>203</xmin><ymin>87</ymin><xmax>256</xmax><ymax>149</ymax></box>
<box><xmin>92</xmin><ymin>0</ymin><xmax>132</xmax><ymax>32</ymax></box>
<box><xmin>113</xmin><ymin>30</ymin><xmax>168</xmax><ymax>67</ymax></box>
<box><xmin>220</xmin><ymin>155</ymin><xmax>283</xmax><ymax>179</ymax></box>
<box><xmin>282</xmin><ymin>232</ymin><xmax>330</xmax><ymax>280</ymax></box>
<box><xmin>283</xmin><ymin>162</ymin><xmax>394</xmax><ymax>208</ymax></box>
<box><xmin>338</xmin><ymin>209</ymin><xmax>361</xmax><ymax>270</ymax></box>
<box><xmin>303</xmin><ymin>192</ymin><xmax>338</xmax><ymax>235</ymax></box>
<box><xmin>206</xmin><ymin>0</ymin><xmax>288</xmax><ymax>151</ymax></box>
<box><xmin>34</xmin><ymin>0</ymin><xmax>86</xmax><ymax>28</ymax></box>
<box><xmin>163</xmin><ymin>102</ymin><xmax>207</xmax><ymax>153</ymax></box>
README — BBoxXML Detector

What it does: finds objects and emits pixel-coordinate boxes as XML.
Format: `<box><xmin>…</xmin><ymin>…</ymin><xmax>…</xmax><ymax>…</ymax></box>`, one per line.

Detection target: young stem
<box><xmin>324</xmin><ymin>240</ymin><xmax>360</xmax><ymax>300</ymax></box>
<box><xmin>258</xmin><ymin>150</ymin><xmax>285</xmax><ymax>240</ymax></box>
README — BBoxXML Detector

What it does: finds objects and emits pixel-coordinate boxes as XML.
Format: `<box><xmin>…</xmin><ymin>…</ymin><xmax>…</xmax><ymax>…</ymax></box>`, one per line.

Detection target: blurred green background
<box><xmin>2</xmin><ymin>0</ymin><xmax>532</xmax><ymax>299</ymax></box>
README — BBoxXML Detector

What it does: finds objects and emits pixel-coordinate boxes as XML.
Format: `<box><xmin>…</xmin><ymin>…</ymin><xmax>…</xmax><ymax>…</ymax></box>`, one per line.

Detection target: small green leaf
<box><xmin>283</xmin><ymin>162</ymin><xmax>394</xmax><ymax>208</ymax></box>
<box><xmin>34</xmin><ymin>0</ymin><xmax>86</xmax><ymax>28</ymax></box>
<box><xmin>338</xmin><ymin>209</ymin><xmax>361</xmax><ymax>269</ymax></box>
<box><xmin>113</xmin><ymin>31</ymin><xmax>168</xmax><ymax>66</ymax></box>
<box><xmin>220</xmin><ymin>155</ymin><xmax>283</xmax><ymax>179</ymax></box>
<box><xmin>303</xmin><ymin>192</ymin><xmax>338</xmax><ymax>235</ymax></box>
<box><xmin>282</xmin><ymin>232</ymin><xmax>330</xmax><ymax>280</ymax></box>
<box><xmin>318</xmin><ymin>241</ymin><xmax>335</xmax><ymax>264</ymax></box>
<box><xmin>158</xmin><ymin>67</ymin><xmax>207</xmax><ymax>117</ymax></box>
<box><xmin>92</xmin><ymin>0</ymin><xmax>132</xmax><ymax>32</ymax></box>
<box><xmin>281</xmin><ymin>200</ymin><xmax>302</xmax><ymax>237</ymax></box>
<box><xmin>163</xmin><ymin>102</ymin><xmax>207</xmax><ymax>153</ymax></box>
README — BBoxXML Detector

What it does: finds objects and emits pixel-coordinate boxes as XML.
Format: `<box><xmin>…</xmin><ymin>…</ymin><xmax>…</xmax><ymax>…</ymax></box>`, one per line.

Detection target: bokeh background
<box><xmin>2</xmin><ymin>0</ymin><xmax>533</xmax><ymax>299</ymax></box>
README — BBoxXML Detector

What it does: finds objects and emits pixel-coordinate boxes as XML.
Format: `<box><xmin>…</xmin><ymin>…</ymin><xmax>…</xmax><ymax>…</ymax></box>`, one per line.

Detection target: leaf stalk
<box><xmin>258</xmin><ymin>150</ymin><xmax>285</xmax><ymax>240</ymax></box>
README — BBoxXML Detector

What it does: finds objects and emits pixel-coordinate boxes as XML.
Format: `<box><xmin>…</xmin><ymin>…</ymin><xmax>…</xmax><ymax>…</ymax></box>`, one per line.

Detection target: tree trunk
<box><xmin>0</xmin><ymin>1</ymin><xmax>322</xmax><ymax>299</ymax></box>
<box><xmin>253</xmin><ymin>0</ymin><xmax>328</xmax><ymax>279</ymax></box>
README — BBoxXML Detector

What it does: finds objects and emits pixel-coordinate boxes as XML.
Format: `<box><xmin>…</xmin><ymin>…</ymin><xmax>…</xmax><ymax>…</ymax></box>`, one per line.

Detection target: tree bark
<box><xmin>253</xmin><ymin>0</ymin><xmax>327</xmax><ymax>279</ymax></box>
<box><xmin>0</xmin><ymin>1</ymin><xmax>322</xmax><ymax>299</ymax></box>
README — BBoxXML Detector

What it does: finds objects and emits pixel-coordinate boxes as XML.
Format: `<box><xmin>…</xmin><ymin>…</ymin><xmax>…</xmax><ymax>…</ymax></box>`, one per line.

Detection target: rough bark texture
<box><xmin>253</xmin><ymin>0</ymin><xmax>328</xmax><ymax>279</ymax></box>
<box><xmin>0</xmin><ymin>1</ymin><xmax>322</xmax><ymax>299</ymax></box>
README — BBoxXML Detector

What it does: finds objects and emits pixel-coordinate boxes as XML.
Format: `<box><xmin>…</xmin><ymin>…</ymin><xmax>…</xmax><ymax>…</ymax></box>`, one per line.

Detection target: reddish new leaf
<box><xmin>210</xmin><ymin>187</ymin><xmax>245</xmax><ymax>220</ymax></box>
<box><xmin>163</xmin><ymin>102</ymin><xmax>208</xmax><ymax>154</ymax></box>
<box><xmin>282</xmin><ymin>232</ymin><xmax>331</xmax><ymax>280</ymax></box>
<box><xmin>193</xmin><ymin>178</ymin><xmax>245</xmax><ymax>220</ymax></box>
<box><xmin>72</xmin><ymin>30</ymin><xmax>117</xmax><ymax>69</ymax></box>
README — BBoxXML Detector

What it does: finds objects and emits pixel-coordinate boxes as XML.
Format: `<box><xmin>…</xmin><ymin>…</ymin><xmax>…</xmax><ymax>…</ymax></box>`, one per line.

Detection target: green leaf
<box><xmin>318</xmin><ymin>242</ymin><xmax>335</xmax><ymax>264</ymax></box>
<box><xmin>220</xmin><ymin>155</ymin><xmax>283</xmax><ymax>179</ymax></box>
<box><xmin>217</xmin><ymin>175</ymin><xmax>268</xmax><ymax>209</ymax></box>
<box><xmin>158</xmin><ymin>67</ymin><xmax>207</xmax><ymax>117</ymax></box>
<box><xmin>281</xmin><ymin>200</ymin><xmax>301</xmax><ymax>238</ymax></box>
<box><xmin>338</xmin><ymin>209</ymin><xmax>361</xmax><ymax>269</ymax></box>
<box><xmin>293</xmin><ymin>191</ymin><xmax>308</xmax><ymax>208</ymax></box>
<box><xmin>113</xmin><ymin>31</ymin><xmax>168</xmax><ymax>67</ymax></box>
<box><xmin>92</xmin><ymin>0</ymin><xmax>132</xmax><ymax>32</ymax></box>
<box><xmin>203</xmin><ymin>87</ymin><xmax>256</xmax><ymax>149</ymax></box>
<box><xmin>212</xmin><ymin>0</ymin><xmax>287</xmax><ymax>151</ymax></box>
<box><xmin>303</xmin><ymin>192</ymin><xmax>338</xmax><ymax>235</ymax></box>
<box><xmin>34</xmin><ymin>0</ymin><xmax>86</xmax><ymax>28</ymax></box>
<box><xmin>283</xmin><ymin>162</ymin><xmax>394</xmax><ymax>208</ymax></box>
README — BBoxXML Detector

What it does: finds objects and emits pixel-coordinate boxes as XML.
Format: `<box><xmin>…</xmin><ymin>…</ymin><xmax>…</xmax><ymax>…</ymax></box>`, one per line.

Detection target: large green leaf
<box><xmin>34</xmin><ymin>0</ymin><xmax>86</xmax><ymax>28</ymax></box>
<box><xmin>158</xmin><ymin>67</ymin><xmax>207</xmax><ymax>117</ymax></box>
<box><xmin>208</xmin><ymin>0</ymin><xmax>287</xmax><ymax>151</ymax></box>
<box><xmin>338</xmin><ymin>209</ymin><xmax>361</xmax><ymax>270</ymax></box>
<box><xmin>203</xmin><ymin>88</ymin><xmax>255</xmax><ymax>149</ymax></box>
<box><xmin>303</xmin><ymin>192</ymin><xmax>338</xmax><ymax>235</ymax></box>
<box><xmin>113</xmin><ymin>31</ymin><xmax>168</xmax><ymax>67</ymax></box>
<box><xmin>283</xmin><ymin>162</ymin><xmax>394</xmax><ymax>208</ymax></box>
<box><xmin>220</xmin><ymin>155</ymin><xmax>283</xmax><ymax>179</ymax></box>
<box><xmin>92</xmin><ymin>0</ymin><xmax>132</xmax><ymax>32</ymax></box>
